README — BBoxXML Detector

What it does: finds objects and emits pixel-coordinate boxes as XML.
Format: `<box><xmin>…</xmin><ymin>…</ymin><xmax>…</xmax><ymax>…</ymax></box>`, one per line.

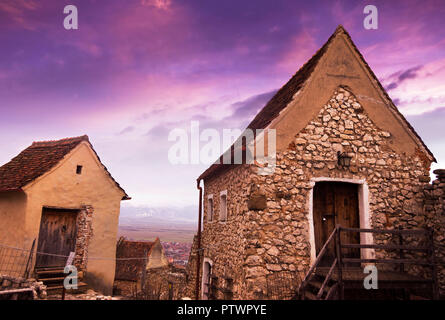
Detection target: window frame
<box><xmin>207</xmin><ymin>194</ymin><xmax>214</xmax><ymax>222</ymax></box>
<box><xmin>219</xmin><ymin>190</ymin><xmax>228</xmax><ymax>222</ymax></box>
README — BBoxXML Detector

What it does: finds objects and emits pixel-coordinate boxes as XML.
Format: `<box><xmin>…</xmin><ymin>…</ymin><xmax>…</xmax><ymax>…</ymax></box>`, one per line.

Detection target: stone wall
<box><xmin>143</xmin><ymin>265</ymin><xmax>187</xmax><ymax>300</ymax></box>
<box><xmin>423</xmin><ymin>170</ymin><xmax>445</xmax><ymax>296</ymax></box>
<box><xmin>74</xmin><ymin>205</ymin><xmax>94</xmax><ymax>272</ymax></box>
<box><xmin>198</xmin><ymin>86</ymin><xmax>438</xmax><ymax>299</ymax></box>
<box><xmin>200</xmin><ymin>164</ymin><xmax>253</xmax><ymax>299</ymax></box>
<box><xmin>113</xmin><ymin>279</ymin><xmax>137</xmax><ymax>297</ymax></box>
<box><xmin>114</xmin><ymin>265</ymin><xmax>187</xmax><ymax>299</ymax></box>
<box><xmin>182</xmin><ymin>235</ymin><xmax>199</xmax><ymax>299</ymax></box>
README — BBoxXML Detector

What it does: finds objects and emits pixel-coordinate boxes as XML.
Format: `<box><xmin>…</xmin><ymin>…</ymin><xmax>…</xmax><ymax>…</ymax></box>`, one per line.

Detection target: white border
<box><xmin>307</xmin><ymin>177</ymin><xmax>375</xmax><ymax>265</ymax></box>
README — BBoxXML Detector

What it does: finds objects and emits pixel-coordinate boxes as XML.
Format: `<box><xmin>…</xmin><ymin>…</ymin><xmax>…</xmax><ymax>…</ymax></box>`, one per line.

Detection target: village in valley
<box><xmin>0</xmin><ymin>1</ymin><xmax>445</xmax><ymax>304</ymax></box>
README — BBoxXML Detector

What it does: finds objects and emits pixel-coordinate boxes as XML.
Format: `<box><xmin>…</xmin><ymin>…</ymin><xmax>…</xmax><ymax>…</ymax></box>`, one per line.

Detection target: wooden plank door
<box><xmin>313</xmin><ymin>182</ymin><xmax>359</xmax><ymax>265</ymax></box>
<box><xmin>313</xmin><ymin>182</ymin><xmax>336</xmax><ymax>265</ymax></box>
<box><xmin>334</xmin><ymin>183</ymin><xmax>360</xmax><ymax>260</ymax></box>
<box><xmin>35</xmin><ymin>208</ymin><xmax>78</xmax><ymax>268</ymax></box>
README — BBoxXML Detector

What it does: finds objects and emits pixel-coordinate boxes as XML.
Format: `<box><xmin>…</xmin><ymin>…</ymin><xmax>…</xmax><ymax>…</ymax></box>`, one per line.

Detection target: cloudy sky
<box><xmin>1</xmin><ymin>0</ymin><xmax>444</xmax><ymax>208</ymax></box>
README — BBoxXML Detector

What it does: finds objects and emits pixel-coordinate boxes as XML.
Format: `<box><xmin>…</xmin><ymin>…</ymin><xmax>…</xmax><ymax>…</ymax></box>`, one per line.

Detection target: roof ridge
<box><xmin>335</xmin><ymin>24</ymin><xmax>346</xmax><ymax>34</ymax></box>
<box><xmin>30</xmin><ymin>135</ymin><xmax>89</xmax><ymax>148</ymax></box>
<box><xmin>123</xmin><ymin>240</ymin><xmax>155</xmax><ymax>244</ymax></box>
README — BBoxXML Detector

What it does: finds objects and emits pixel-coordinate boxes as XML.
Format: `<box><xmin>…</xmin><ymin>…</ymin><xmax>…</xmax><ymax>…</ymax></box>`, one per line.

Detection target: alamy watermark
<box><xmin>363</xmin><ymin>265</ymin><xmax>378</xmax><ymax>289</ymax></box>
<box><xmin>64</xmin><ymin>265</ymin><xmax>78</xmax><ymax>289</ymax></box>
<box><xmin>363</xmin><ymin>5</ymin><xmax>378</xmax><ymax>30</ymax></box>
<box><xmin>168</xmin><ymin>121</ymin><xmax>277</xmax><ymax>175</ymax></box>
<box><xmin>63</xmin><ymin>5</ymin><xmax>78</xmax><ymax>30</ymax></box>
<box><xmin>63</xmin><ymin>252</ymin><xmax>78</xmax><ymax>289</ymax></box>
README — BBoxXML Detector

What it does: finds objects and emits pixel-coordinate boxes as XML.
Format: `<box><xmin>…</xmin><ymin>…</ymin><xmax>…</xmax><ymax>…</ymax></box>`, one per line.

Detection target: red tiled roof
<box><xmin>114</xmin><ymin>239</ymin><xmax>157</xmax><ymax>281</ymax></box>
<box><xmin>0</xmin><ymin>135</ymin><xmax>130</xmax><ymax>199</ymax></box>
<box><xmin>197</xmin><ymin>25</ymin><xmax>435</xmax><ymax>181</ymax></box>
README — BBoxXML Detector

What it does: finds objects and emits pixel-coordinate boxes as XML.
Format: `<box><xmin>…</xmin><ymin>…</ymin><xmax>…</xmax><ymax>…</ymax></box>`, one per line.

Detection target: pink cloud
<box><xmin>0</xmin><ymin>0</ymin><xmax>40</xmax><ymax>30</ymax></box>
<box><xmin>141</xmin><ymin>0</ymin><xmax>172</xmax><ymax>10</ymax></box>
<box><xmin>383</xmin><ymin>58</ymin><xmax>445</xmax><ymax>115</ymax></box>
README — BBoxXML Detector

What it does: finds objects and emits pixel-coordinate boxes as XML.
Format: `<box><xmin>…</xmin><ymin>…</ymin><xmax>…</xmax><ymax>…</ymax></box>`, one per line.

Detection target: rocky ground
<box><xmin>47</xmin><ymin>289</ymin><xmax>127</xmax><ymax>300</ymax></box>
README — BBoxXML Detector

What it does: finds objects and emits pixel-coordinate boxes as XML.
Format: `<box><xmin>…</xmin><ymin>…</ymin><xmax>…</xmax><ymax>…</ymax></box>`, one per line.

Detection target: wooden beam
<box><xmin>339</xmin><ymin>227</ymin><xmax>428</xmax><ymax>235</ymax></box>
<box><xmin>340</xmin><ymin>244</ymin><xmax>429</xmax><ymax>251</ymax></box>
<box><xmin>342</xmin><ymin>258</ymin><xmax>432</xmax><ymax>265</ymax></box>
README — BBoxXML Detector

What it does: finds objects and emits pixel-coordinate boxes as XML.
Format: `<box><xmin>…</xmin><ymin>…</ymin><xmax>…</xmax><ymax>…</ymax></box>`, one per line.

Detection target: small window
<box><xmin>207</xmin><ymin>196</ymin><xmax>214</xmax><ymax>222</ymax></box>
<box><xmin>76</xmin><ymin>165</ymin><xmax>83</xmax><ymax>175</ymax></box>
<box><xmin>220</xmin><ymin>191</ymin><xmax>227</xmax><ymax>222</ymax></box>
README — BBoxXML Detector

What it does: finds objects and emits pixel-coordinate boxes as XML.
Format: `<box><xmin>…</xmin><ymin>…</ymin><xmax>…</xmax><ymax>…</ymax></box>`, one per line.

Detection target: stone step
<box><xmin>38</xmin><ymin>276</ymin><xmax>66</xmax><ymax>283</ymax></box>
<box><xmin>36</xmin><ymin>270</ymin><xmax>83</xmax><ymax>280</ymax></box>
<box><xmin>35</xmin><ymin>268</ymin><xmax>64</xmax><ymax>275</ymax></box>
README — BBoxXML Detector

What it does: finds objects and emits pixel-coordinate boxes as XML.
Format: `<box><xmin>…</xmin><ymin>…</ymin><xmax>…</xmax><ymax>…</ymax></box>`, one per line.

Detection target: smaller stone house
<box><xmin>114</xmin><ymin>238</ymin><xmax>170</xmax><ymax>296</ymax></box>
<box><xmin>0</xmin><ymin>135</ymin><xmax>130</xmax><ymax>295</ymax></box>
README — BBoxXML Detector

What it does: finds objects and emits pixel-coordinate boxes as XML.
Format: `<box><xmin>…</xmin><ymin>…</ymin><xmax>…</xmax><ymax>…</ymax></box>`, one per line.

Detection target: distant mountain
<box><xmin>118</xmin><ymin>204</ymin><xmax>197</xmax><ymax>242</ymax></box>
<box><xmin>119</xmin><ymin>204</ymin><xmax>198</xmax><ymax>225</ymax></box>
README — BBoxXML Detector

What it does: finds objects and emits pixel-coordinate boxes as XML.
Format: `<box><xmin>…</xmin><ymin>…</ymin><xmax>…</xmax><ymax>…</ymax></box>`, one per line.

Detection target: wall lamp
<box><xmin>337</xmin><ymin>151</ymin><xmax>352</xmax><ymax>167</ymax></box>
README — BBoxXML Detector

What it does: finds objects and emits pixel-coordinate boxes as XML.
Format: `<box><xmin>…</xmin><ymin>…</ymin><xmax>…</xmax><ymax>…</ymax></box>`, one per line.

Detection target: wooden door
<box><xmin>313</xmin><ymin>182</ymin><xmax>359</xmax><ymax>265</ymax></box>
<box><xmin>35</xmin><ymin>208</ymin><xmax>78</xmax><ymax>268</ymax></box>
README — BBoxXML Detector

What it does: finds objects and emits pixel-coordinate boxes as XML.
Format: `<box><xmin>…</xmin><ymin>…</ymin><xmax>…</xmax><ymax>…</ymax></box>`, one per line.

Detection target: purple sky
<box><xmin>1</xmin><ymin>0</ymin><xmax>445</xmax><ymax>208</ymax></box>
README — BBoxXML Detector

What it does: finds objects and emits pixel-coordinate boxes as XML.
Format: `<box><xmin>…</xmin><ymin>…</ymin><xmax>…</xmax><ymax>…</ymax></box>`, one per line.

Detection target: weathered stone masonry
<box><xmin>200</xmin><ymin>165</ymin><xmax>252</xmax><ymax>299</ymax></box>
<box><xmin>424</xmin><ymin>170</ymin><xmax>445</xmax><ymax>293</ymax></box>
<box><xmin>73</xmin><ymin>205</ymin><xmax>93</xmax><ymax>272</ymax></box>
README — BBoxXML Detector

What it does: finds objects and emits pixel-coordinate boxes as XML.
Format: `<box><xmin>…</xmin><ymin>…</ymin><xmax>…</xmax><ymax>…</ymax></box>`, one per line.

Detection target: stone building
<box><xmin>0</xmin><ymin>135</ymin><xmax>130</xmax><ymax>295</ymax></box>
<box><xmin>114</xmin><ymin>238</ymin><xmax>186</xmax><ymax>299</ymax></box>
<box><xmin>190</xmin><ymin>26</ymin><xmax>444</xmax><ymax>299</ymax></box>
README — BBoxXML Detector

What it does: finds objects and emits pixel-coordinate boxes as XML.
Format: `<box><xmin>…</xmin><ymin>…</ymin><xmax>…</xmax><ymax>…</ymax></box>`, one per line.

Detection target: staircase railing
<box><xmin>298</xmin><ymin>226</ymin><xmax>439</xmax><ymax>300</ymax></box>
<box><xmin>339</xmin><ymin>226</ymin><xmax>439</xmax><ymax>300</ymax></box>
<box><xmin>299</xmin><ymin>226</ymin><xmax>342</xmax><ymax>300</ymax></box>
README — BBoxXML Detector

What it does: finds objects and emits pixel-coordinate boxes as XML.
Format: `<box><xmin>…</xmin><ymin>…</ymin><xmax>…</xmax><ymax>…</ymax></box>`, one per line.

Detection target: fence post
<box><xmin>23</xmin><ymin>239</ymin><xmax>36</xmax><ymax>279</ymax></box>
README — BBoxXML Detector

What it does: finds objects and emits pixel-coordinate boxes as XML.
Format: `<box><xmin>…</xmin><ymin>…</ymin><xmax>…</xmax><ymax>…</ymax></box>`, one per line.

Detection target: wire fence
<box><xmin>0</xmin><ymin>241</ymin><xmax>155</xmax><ymax>280</ymax></box>
<box><xmin>0</xmin><ymin>242</ymin><xmax>34</xmax><ymax>278</ymax></box>
<box><xmin>266</xmin><ymin>271</ymin><xmax>301</xmax><ymax>300</ymax></box>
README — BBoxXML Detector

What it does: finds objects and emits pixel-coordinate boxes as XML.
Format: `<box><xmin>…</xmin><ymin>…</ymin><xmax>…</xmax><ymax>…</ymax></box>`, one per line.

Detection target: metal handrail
<box><xmin>317</xmin><ymin>258</ymin><xmax>337</xmax><ymax>299</ymax></box>
<box><xmin>299</xmin><ymin>226</ymin><xmax>339</xmax><ymax>299</ymax></box>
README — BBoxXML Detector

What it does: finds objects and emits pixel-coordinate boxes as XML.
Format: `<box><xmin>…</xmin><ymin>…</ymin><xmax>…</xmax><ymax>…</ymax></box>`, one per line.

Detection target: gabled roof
<box><xmin>0</xmin><ymin>135</ymin><xmax>130</xmax><ymax>199</ymax></box>
<box><xmin>114</xmin><ymin>238</ymin><xmax>158</xmax><ymax>281</ymax></box>
<box><xmin>198</xmin><ymin>25</ymin><xmax>435</xmax><ymax>181</ymax></box>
